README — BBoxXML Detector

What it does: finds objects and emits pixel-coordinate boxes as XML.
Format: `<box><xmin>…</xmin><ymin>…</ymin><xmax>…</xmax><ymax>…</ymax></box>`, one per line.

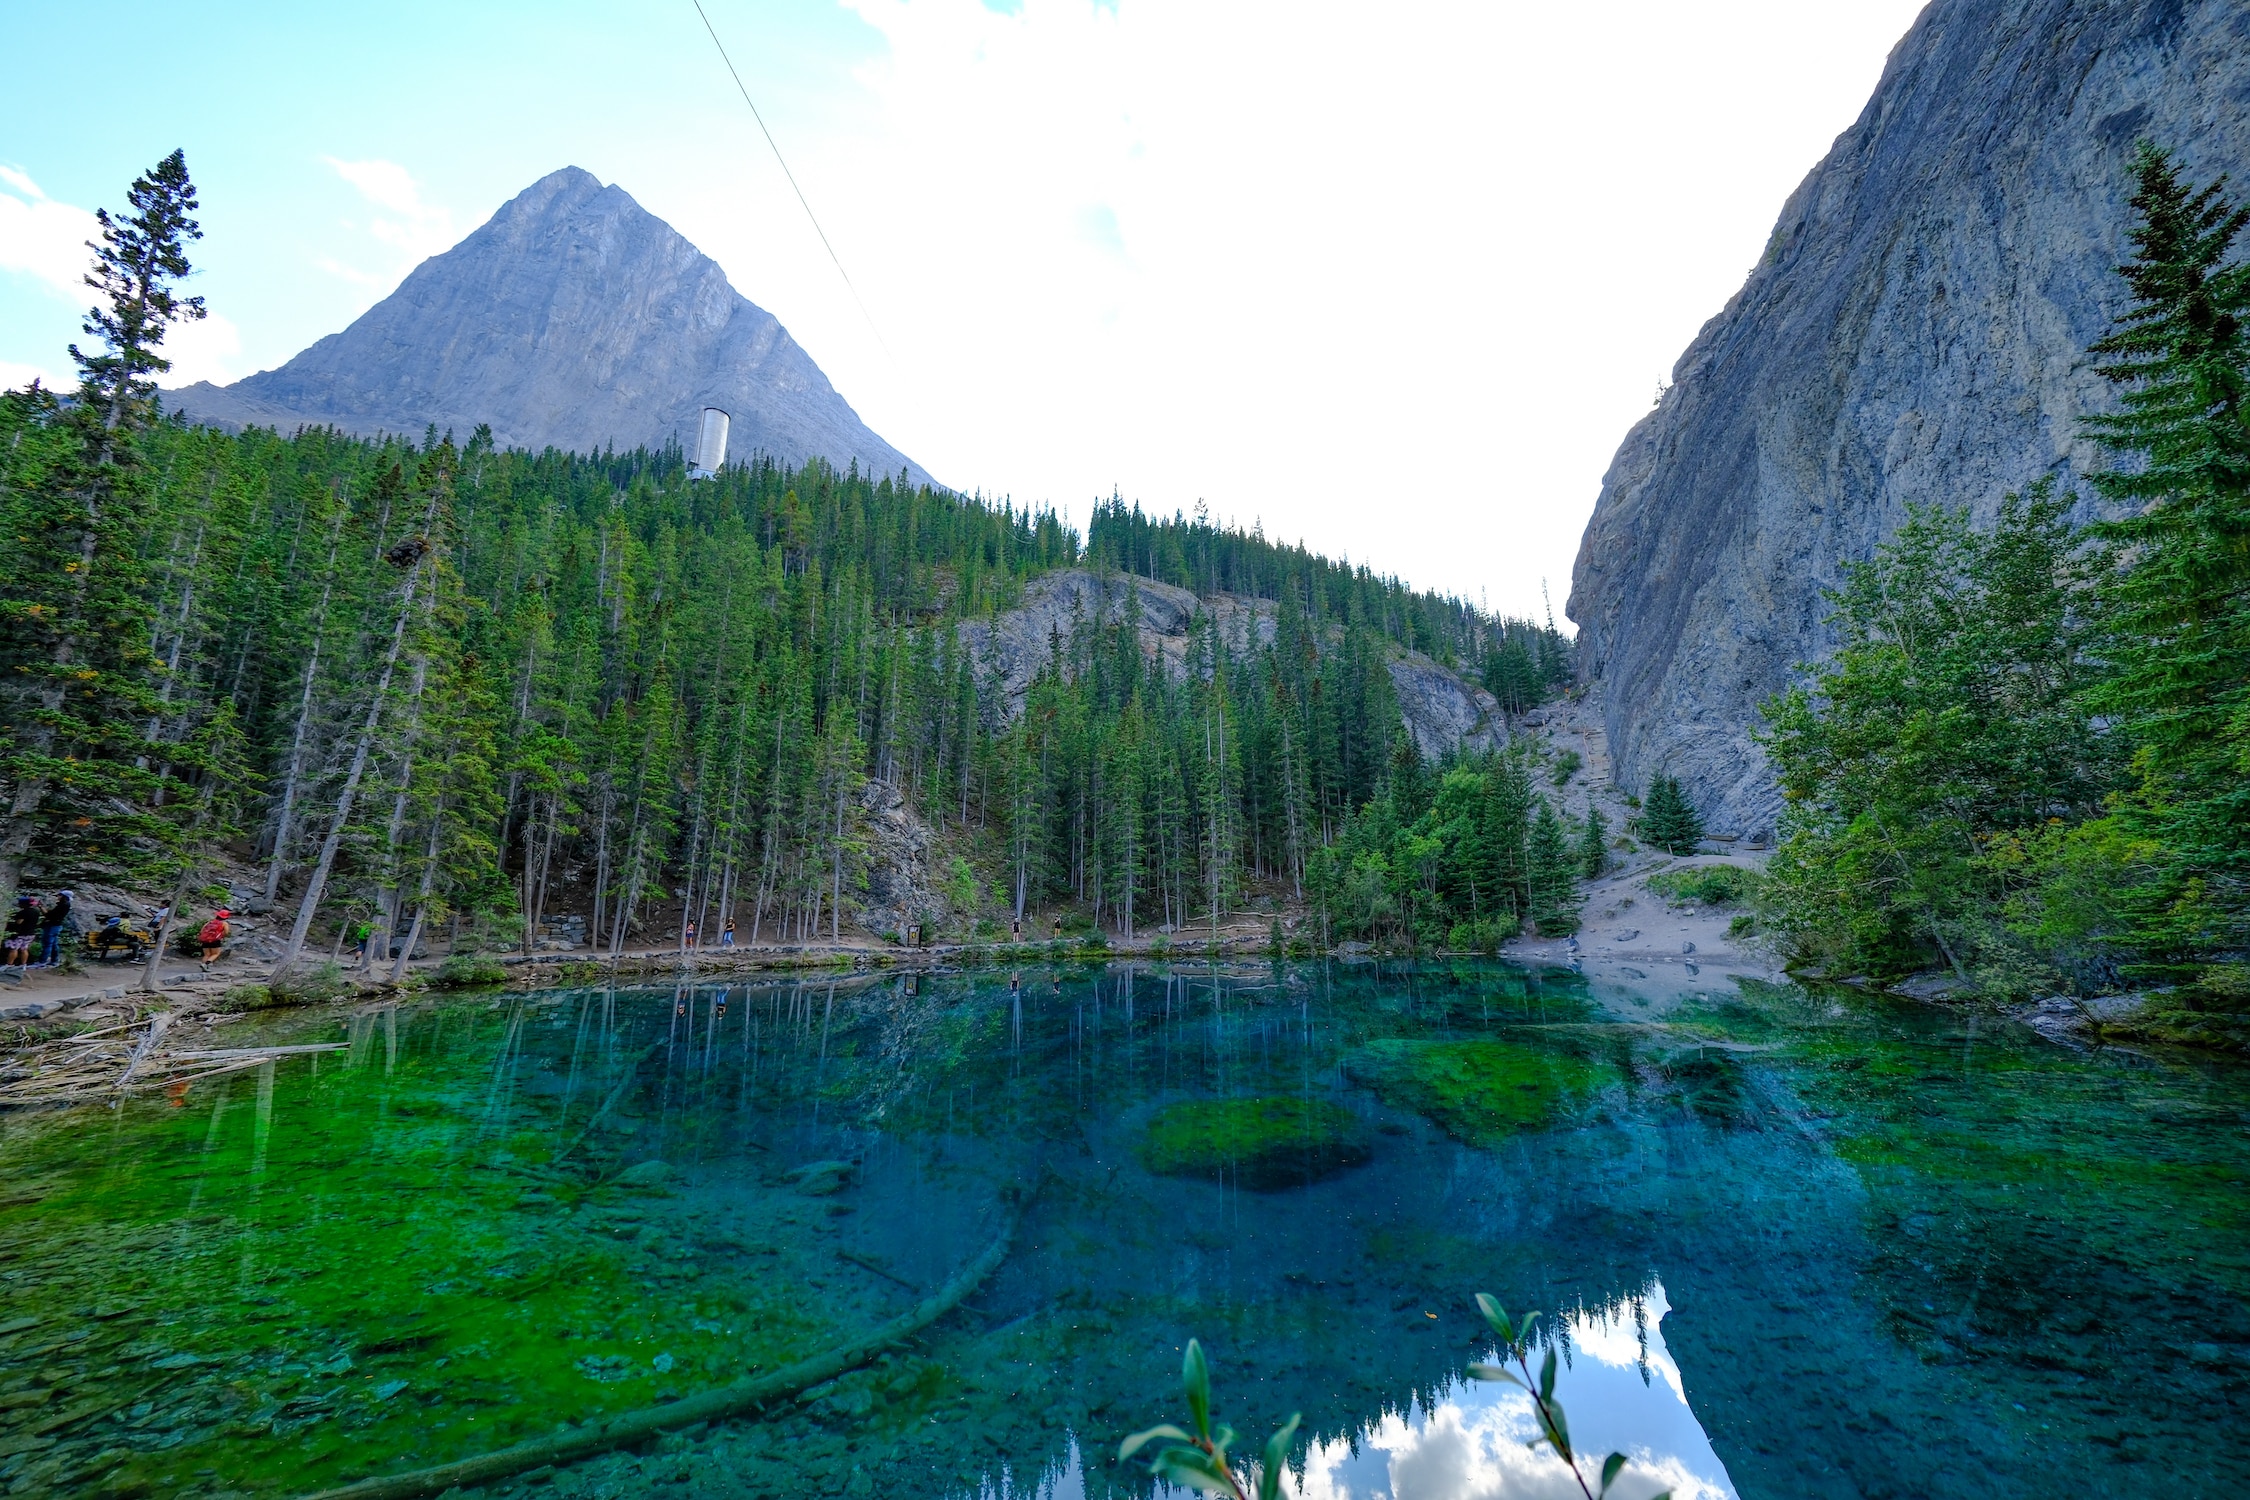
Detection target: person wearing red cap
<box><xmin>197</xmin><ymin>907</ymin><xmax>233</xmax><ymax>968</ymax></box>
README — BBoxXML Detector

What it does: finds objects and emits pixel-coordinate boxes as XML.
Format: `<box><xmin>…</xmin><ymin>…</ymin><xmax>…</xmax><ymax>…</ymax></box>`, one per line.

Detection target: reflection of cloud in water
<box><xmin>1295</xmin><ymin>1281</ymin><xmax>1733</xmax><ymax>1500</ymax></box>
<box><xmin>967</xmin><ymin>1284</ymin><xmax>1732</xmax><ymax>1500</ymax></box>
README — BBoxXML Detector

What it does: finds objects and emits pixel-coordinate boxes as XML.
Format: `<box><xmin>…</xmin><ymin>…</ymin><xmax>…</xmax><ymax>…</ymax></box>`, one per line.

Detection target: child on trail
<box><xmin>350</xmin><ymin>920</ymin><xmax>371</xmax><ymax>962</ymax></box>
<box><xmin>198</xmin><ymin>908</ymin><xmax>232</xmax><ymax>968</ymax></box>
<box><xmin>684</xmin><ymin>919</ymin><xmax>697</xmax><ymax>950</ymax></box>
<box><xmin>4</xmin><ymin>897</ymin><xmax>36</xmax><ymax>975</ymax></box>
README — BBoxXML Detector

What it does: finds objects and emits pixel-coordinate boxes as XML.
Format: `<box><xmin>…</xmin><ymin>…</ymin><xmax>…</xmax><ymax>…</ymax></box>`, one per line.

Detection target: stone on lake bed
<box><xmin>786</xmin><ymin>1160</ymin><xmax>857</xmax><ymax>1196</ymax></box>
<box><xmin>614</xmin><ymin>1160</ymin><xmax>679</xmax><ymax>1190</ymax></box>
<box><xmin>1140</xmin><ymin>1097</ymin><xmax>1371</xmax><ymax>1190</ymax></box>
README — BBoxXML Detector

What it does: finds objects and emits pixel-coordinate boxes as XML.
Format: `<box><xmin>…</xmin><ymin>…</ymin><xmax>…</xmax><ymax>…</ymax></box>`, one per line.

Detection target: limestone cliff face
<box><xmin>164</xmin><ymin>167</ymin><xmax>931</xmax><ymax>483</ymax></box>
<box><xmin>1568</xmin><ymin>0</ymin><xmax>2250</xmax><ymax>839</ymax></box>
<box><xmin>962</xmin><ymin>570</ymin><xmax>1504</xmax><ymax>758</ymax></box>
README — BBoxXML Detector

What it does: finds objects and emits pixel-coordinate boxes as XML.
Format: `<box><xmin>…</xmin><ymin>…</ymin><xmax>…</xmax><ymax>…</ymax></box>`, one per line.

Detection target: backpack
<box><xmin>199</xmin><ymin>918</ymin><xmax>228</xmax><ymax>945</ymax></box>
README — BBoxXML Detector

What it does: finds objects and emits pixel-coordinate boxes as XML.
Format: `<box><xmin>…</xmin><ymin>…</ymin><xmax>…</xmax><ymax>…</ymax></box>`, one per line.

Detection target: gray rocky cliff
<box><xmin>962</xmin><ymin>569</ymin><xmax>1505</xmax><ymax>757</ymax></box>
<box><xmin>164</xmin><ymin>166</ymin><xmax>931</xmax><ymax>483</ymax></box>
<box><xmin>1568</xmin><ymin>0</ymin><xmax>2249</xmax><ymax>839</ymax></box>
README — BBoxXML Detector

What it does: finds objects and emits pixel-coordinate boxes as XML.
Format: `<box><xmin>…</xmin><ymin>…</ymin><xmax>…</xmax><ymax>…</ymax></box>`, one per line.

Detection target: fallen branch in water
<box><xmin>301</xmin><ymin>1195</ymin><xmax>1024</xmax><ymax>1500</ymax></box>
<box><xmin>112</xmin><ymin>1012</ymin><xmax>171</xmax><ymax>1091</ymax></box>
<box><xmin>0</xmin><ymin>1011</ymin><xmax>345</xmax><ymax>1108</ymax></box>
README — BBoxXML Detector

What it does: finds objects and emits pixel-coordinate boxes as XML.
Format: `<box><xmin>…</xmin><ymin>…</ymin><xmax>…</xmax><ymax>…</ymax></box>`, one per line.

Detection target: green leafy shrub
<box><xmin>1550</xmin><ymin>749</ymin><xmax>1582</xmax><ymax>786</ymax></box>
<box><xmin>434</xmin><ymin>953</ymin><xmax>508</xmax><ymax>989</ymax></box>
<box><xmin>1141</xmin><ymin>1097</ymin><xmax>1371</xmax><ymax>1189</ymax></box>
<box><xmin>220</xmin><ymin>983</ymin><xmax>277</xmax><ymax>1010</ymax></box>
<box><xmin>1446</xmin><ymin>918</ymin><xmax>1515</xmax><ymax>954</ymax></box>
<box><xmin>1648</xmin><ymin>865</ymin><xmax>1763</xmax><ymax>907</ymax></box>
<box><xmin>266</xmin><ymin>961</ymin><xmax>351</xmax><ymax>1006</ymax></box>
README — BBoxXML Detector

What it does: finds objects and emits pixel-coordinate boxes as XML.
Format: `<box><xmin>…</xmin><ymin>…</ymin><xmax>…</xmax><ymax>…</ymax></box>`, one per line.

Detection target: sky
<box><xmin>0</xmin><ymin>0</ymin><xmax>1928</xmax><ymax>621</ymax></box>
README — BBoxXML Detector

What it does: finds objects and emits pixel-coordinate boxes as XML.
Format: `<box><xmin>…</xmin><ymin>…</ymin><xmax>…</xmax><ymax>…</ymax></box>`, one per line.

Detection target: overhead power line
<box><xmin>689</xmin><ymin>0</ymin><xmax>890</xmax><ymax>356</ymax></box>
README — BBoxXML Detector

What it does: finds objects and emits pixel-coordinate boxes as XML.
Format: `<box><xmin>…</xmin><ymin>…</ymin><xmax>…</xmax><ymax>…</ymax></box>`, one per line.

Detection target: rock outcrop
<box><xmin>962</xmin><ymin>569</ymin><xmax>1505</xmax><ymax>757</ymax></box>
<box><xmin>1568</xmin><ymin>0</ymin><xmax>2250</xmax><ymax>838</ymax></box>
<box><xmin>164</xmin><ymin>167</ymin><xmax>932</xmax><ymax>484</ymax></box>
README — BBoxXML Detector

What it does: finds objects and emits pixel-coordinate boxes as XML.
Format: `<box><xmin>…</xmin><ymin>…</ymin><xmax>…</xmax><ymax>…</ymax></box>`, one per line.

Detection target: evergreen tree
<box><xmin>2074</xmin><ymin>143</ymin><xmax>2250</xmax><ymax>959</ymax></box>
<box><xmin>1526</xmin><ymin>796</ymin><xmax>1581</xmax><ymax>936</ymax></box>
<box><xmin>1579</xmin><ymin>806</ymin><xmax>1608</xmax><ymax>880</ymax></box>
<box><xmin>0</xmin><ymin>151</ymin><xmax>209</xmax><ymax>911</ymax></box>
<box><xmin>1638</xmin><ymin>775</ymin><xmax>1704</xmax><ymax>855</ymax></box>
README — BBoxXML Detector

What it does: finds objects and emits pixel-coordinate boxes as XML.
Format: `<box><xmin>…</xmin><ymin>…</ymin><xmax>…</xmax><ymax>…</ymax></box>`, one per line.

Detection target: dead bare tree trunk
<box><xmin>264</xmin><ymin>513</ymin><xmax>345</xmax><ymax>902</ymax></box>
<box><xmin>275</xmin><ymin>543</ymin><xmax>430</xmax><ymax>972</ymax></box>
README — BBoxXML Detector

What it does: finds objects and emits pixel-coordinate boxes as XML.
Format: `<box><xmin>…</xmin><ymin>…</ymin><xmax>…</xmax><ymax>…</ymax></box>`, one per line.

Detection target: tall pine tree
<box><xmin>0</xmin><ymin>151</ymin><xmax>209</xmax><ymax>910</ymax></box>
<box><xmin>2077</xmin><ymin>143</ymin><xmax>2250</xmax><ymax>959</ymax></box>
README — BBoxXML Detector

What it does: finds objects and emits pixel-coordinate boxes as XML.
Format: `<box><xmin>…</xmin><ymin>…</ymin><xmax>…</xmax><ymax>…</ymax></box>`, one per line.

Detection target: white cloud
<box><xmin>0</xmin><ymin>165</ymin><xmax>237</xmax><ymax>385</ymax></box>
<box><xmin>667</xmin><ymin>0</ymin><xmax>1926</xmax><ymax>616</ymax></box>
<box><xmin>318</xmin><ymin>156</ymin><xmax>460</xmax><ymax>291</ymax></box>
<box><xmin>0</xmin><ymin>357</ymin><xmax>71</xmax><ymax>393</ymax></box>
<box><xmin>159</xmin><ymin>308</ymin><xmax>244</xmax><ymax>387</ymax></box>
<box><xmin>0</xmin><ymin>164</ymin><xmax>101</xmax><ymax>298</ymax></box>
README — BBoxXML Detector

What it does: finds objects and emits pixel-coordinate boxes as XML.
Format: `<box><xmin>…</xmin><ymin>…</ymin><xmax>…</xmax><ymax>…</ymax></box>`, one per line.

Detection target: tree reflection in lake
<box><xmin>0</xmin><ymin>960</ymin><xmax>2243</xmax><ymax>1499</ymax></box>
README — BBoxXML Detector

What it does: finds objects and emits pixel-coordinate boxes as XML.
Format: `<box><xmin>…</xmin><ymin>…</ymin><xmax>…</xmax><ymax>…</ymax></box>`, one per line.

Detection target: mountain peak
<box><xmin>164</xmin><ymin>168</ymin><xmax>932</xmax><ymax>484</ymax></box>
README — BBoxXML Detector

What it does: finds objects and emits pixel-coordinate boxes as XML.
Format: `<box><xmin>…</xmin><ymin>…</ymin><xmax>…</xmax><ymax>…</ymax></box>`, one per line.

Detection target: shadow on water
<box><xmin>0</xmin><ymin>960</ymin><xmax>2246</xmax><ymax>1498</ymax></box>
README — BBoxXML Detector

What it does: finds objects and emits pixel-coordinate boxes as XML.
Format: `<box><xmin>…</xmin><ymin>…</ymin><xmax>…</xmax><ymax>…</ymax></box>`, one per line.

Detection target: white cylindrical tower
<box><xmin>691</xmin><ymin>407</ymin><xmax>731</xmax><ymax>477</ymax></box>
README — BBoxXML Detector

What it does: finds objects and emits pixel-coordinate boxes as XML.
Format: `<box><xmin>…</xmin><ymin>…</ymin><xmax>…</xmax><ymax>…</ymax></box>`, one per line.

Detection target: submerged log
<box><xmin>301</xmin><ymin>1198</ymin><xmax>1023</xmax><ymax>1500</ymax></box>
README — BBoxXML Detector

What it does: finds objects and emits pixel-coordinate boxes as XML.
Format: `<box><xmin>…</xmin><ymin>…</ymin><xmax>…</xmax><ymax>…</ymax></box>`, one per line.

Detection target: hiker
<box><xmin>92</xmin><ymin>913</ymin><xmax>135</xmax><ymax>960</ymax></box>
<box><xmin>36</xmin><ymin>890</ymin><xmax>72</xmax><ymax>967</ymax></box>
<box><xmin>4</xmin><ymin>897</ymin><xmax>36</xmax><ymax>974</ymax></box>
<box><xmin>197</xmin><ymin>908</ymin><xmax>232</xmax><ymax>968</ymax></box>
<box><xmin>720</xmin><ymin>919</ymin><xmax>736</xmax><ymax>949</ymax></box>
<box><xmin>350</xmin><ymin>920</ymin><xmax>371</xmax><ymax>962</ymax></box>
<box><xmin>683</xmin><ymin>919</ymin><xmax>697</xmax><ymax>950</ymax></box>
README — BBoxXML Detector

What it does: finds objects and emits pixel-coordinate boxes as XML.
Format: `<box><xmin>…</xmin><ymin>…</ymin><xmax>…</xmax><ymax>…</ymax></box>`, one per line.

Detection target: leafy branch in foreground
<box><xmin>1469</xmin><ymin>1294</ymin><xmax>1669</xmax><ymax>1500</ymax></box>
<box><xmin>1119</xmin><ymin>1339</ymin><xmax>1300</xmax><ymax>1500</ymax></box>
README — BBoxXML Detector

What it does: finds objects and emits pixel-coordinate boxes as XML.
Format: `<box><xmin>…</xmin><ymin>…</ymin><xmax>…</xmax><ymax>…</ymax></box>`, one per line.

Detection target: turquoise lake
<box><xmin>1</xmin><ymin>960</ymin><xmax>2245</xmax><ymax>1499</ymax></box>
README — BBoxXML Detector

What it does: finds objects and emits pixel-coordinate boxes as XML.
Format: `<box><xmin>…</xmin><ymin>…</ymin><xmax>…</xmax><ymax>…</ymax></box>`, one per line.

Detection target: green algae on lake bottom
<box><xmin>1140</xmin><ymin>1096</ymin><xmax>1372</xmax><ymax>1188</ymax></box>
<box><xmin>2</xmin><ymin>961</ymin><xmax>2248</xmax><ymax>1500</ymax></box>
<box><xmin>1341</xmin><ymin>1036</ymin><xmax>1611</xmax><ymax>1144</ymax></box>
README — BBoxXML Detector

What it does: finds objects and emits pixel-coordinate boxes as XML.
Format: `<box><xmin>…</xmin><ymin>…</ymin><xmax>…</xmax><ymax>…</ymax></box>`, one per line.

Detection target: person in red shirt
<box><xmin>197</xmin><ymin>908</ymin><xmax>233</xmax><ymax>968</ymax></box>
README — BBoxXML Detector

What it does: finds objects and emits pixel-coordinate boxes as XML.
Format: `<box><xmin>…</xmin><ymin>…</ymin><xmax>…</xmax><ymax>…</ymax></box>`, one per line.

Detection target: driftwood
<box><xmin>112</xmin><ymin>1013</ymin><xmax>172</xmax><ymax>1091</ymax></box>
<box><xmin>302</xmin><ymin>1198</ymin><xmax>1023</xmax><ymax>1500</ymax></box>
<box><xmin>0</xmin><ymin>1011</ymin><xmax>346</xmax><ymax>1108</ymax></box>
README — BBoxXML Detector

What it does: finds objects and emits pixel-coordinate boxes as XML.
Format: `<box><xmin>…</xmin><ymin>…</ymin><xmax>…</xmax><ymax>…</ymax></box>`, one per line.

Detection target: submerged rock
<box><xmin>1139</xmin><ymin>1097</ymin><xmax>1372</xmax><ymax>1190</ymax></box>
<box><xmin>1342</xmin><ymin>1038</ymin><xmax>1608</xmax><ymax>1145</ymax></box>
<box><xmin>614</xmin><ymin>1160</ymin><xmax>679</xmax><ymax>1191</ymax></box>
<box><xmin>785</xmin><ymin>1160</ymin><xmax>858</xmax><ymax>1197</ymax></box>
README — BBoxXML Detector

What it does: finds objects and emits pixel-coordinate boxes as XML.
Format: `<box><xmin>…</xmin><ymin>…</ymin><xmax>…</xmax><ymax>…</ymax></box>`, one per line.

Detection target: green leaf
<box><xmin>1183</xmin><ymin>1339</ymin><xmax>1213</xmax><ymax>1440</ymax></box>
<box><xmin>1257</xmin><ymin>1413</ymin><xmax>1303</xmax><ymax>1500</ymax></box>
<box><xmin>1539</xmin><ymin>1346</ymin><xmax>1557</xmax><ymax>1401</ymax></box>
<box><xmin>1466</xmin><ymin>1362</ymin><xmax>1524</xmax><ymax>1388</ymax></box>
<box><xmin>1119</xmin><ymin>1424</ymin><xmax>1194</xmax><ymax>1462</ymax></box>
<box><xmin>1600</xmin><ymin>1452</ymin><xmax>1627</xmax><ymax>1496</ymax></box>
<box><xmin>1151</xmin><ymin>1447</ymin><xmax>1236</xmax><ymax>1495</ymax></box>
<box><xmin>1475</xmin><ymin>1293</ymin><xmax>1513</xmax><ymax>1342</ymax></box>
<box><xmin>1545</xmin><ymin>1395</ymin><xmax>1572</xmax><ymax>1460</ymax></box>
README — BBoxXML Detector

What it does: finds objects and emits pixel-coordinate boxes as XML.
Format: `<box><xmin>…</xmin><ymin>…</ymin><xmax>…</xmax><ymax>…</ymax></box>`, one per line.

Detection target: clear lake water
<box><xmin>1</xmin><ymin>959</ymin><xmax>2246</xmax><ymax>1499</ymax></box>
